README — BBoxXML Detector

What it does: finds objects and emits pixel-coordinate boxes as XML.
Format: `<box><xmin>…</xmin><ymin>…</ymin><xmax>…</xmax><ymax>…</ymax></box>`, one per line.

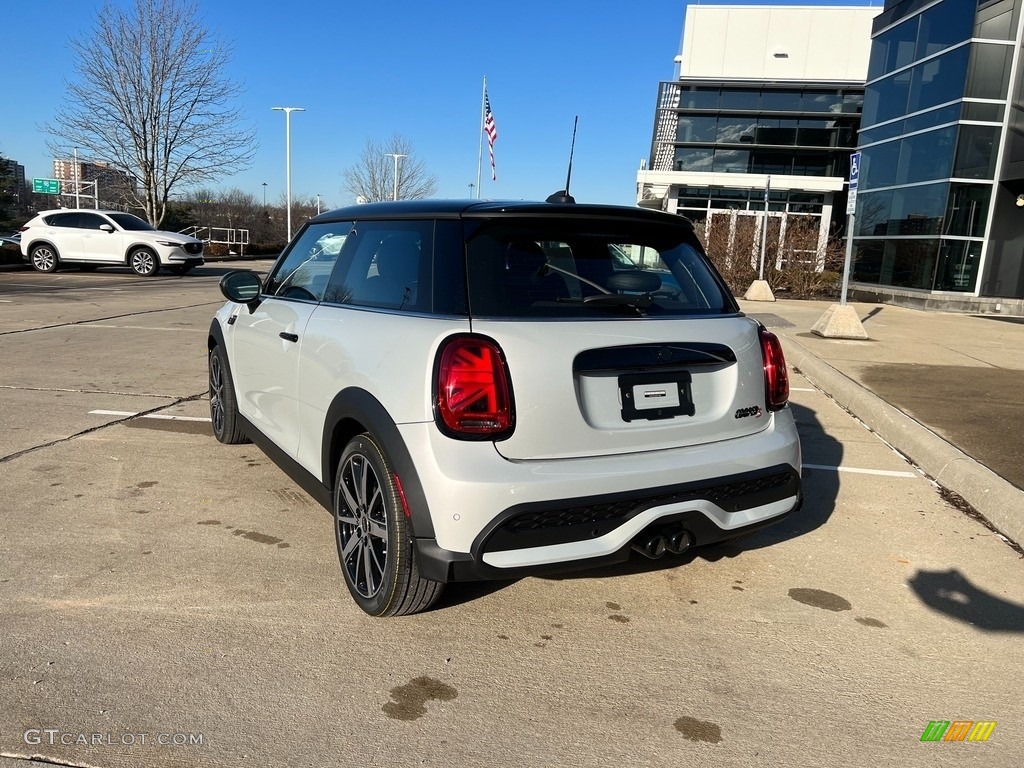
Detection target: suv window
<box><xmin>77</xmin><ymin>213</ymin><xmax>111</xmax><ymax>231</ymax></box>
<box><xmin>266</xmin><ymin>222</ymin><xmax>352</xmax><ymax>302</ymax></box>
<box><xmin>107</xmin><ymin>213</ymin><xmax>155</xmax><ymax>231</ymax></box>
<box><xmin>465</xmin><ymin>218</ymin><xmax>732</xmax><ymax>317</ymax></box>
<box><xmin>44</xmin><ymin>213</ymin><xmax>82</xmax><ymax>228</ymax></box>
<box><xmin>323</xmin><ymin>220</ymin><xmax>433</xmax><ymax>311</ymax></box>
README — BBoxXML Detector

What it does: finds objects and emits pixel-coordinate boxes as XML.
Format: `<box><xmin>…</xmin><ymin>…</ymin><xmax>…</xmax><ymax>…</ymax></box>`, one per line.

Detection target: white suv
<box><xmin>19</xmin><ymin>209</ymin><xmax>204</xmax><ymax>275</ymax></box>
<box><xmin>208</xmin><ymin>199</ymin><xmax>802</xmax><ymax>616</ymax></box>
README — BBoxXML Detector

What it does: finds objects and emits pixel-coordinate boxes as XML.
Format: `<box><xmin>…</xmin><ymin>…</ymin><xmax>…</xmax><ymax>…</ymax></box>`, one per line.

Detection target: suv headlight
<box><xmin>156</xmin><ymin>240</ymin><xmax>182</xmax><ymax>247</ymax></box>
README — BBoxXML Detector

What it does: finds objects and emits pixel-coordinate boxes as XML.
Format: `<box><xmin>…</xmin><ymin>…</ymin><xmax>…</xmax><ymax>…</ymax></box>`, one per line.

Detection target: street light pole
<box><xmin>262</xmin><ymin>182</ymin><xmax>267</xmax><ymax>208</ymax></box>
<box><xmin>272</xmin><ymin>106</ymin><xmax>305</xmax><ymax>240</ymax></box>
<box><xmin>385</xmin><ymin>153</ymin><xmax>407</xmax><ymax>201</ymax></box>
<box><xmin>316</xmin><ymin>194</ymin><xmax>321</xmax><ymax>215</ymax></box>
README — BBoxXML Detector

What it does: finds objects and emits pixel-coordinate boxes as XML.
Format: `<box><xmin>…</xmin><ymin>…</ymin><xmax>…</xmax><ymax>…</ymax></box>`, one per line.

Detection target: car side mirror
<box><xmin>220</xmin><ymin>270</ymin><xmax>263</xmax><ymax>311</ymax></box>
<box><xmin>99</xmin><ymin>224</ymin><xmax>114</xmax><ymax>233</ymax></box>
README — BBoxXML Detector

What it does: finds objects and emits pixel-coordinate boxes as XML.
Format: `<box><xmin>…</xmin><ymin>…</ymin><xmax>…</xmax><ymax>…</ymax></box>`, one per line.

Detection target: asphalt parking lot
<box><xmin>1</xmin><ymin>263</ymin><xmax>1022</xmax><ymax>767</ymax></box>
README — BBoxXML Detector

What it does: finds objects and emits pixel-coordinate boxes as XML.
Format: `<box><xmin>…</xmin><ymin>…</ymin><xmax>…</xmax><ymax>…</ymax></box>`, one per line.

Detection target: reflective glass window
<box><xmin>868</xmin><ymin>18</ymin><xmax>919</xmax><ymax>81</ymax></box>
<box><xmin>676</xmin><ymin>115</ymin><xmax>717</xmax><ymax>143</ymax></box>
<box><xmin>904</xmin><ymin>103</ymin><xmax>961</xmax><ymax>134</ymax></box>
<box><xmin>852</xmin><ymin>239</ymin><xmax>888</xmax><ymax>283</ymax></box>
<box><xmin>716</xmin><ymin>118</ymin><xmax>759</xmax><ymax>143</ymax></box>
<box><xmin>898</xmin><ymin>126</ymin><xmax>956</xmax><ymax>184</ymax></box>
<box><xmin>841</xmin><ymin>92</ymin><xmax>865</xmax><ymax>114</ymax></box>
<box><xmin>865</xmin><ymin>69</ymin><xmax>914</xmax><ymax>125</ymax></box>
<box><xmin>976</xmin><ymin>7</ymin><xmax>1014</xmax><ymax>40</ymax></box>
<box><xmin>944</xmin><ymin>183</ymin><xmax>991</xmax><ymax>237</ymax></box>
<box><xmin>797</xmin><ymin>121</ymin><xmax>836</xmax><ymax>147</ymax></box>
<box><xmin>760</xmin><ymin>89</ymin><xmax>802</xmax><ymax>111</ymax></box>
<box><xmin>859</xmin><ymin>120</ymin><xmax>907</xmax><ymax>146</ymax></box>
<box><xmin>673</xmin><ymin>148</ymin><xmax>714</xmax><ymax>172</ymax></box>
<box><xmin>887</xmin><ymin>238</ymin><xmax>940</xmax><ymax>288</ymax></box>
<box><xmin>861</xmin><ymin>141</ymin><xmax>901</xmax><ymax>189</ymax></box>
<box><xmin>791</xmin><ymin>153</ymin><xmax>830</xmax><ymax>176</ymax></box>
<box><xmin>748</xmin><ymin>151</ymin><xmax>792</xmax><ymax>175</ymax></box>
<box><xmin>962</xmin><ymin>101</ymin><xmax>1004</xmax><ymax>121</ymax></box>
<box><xmin>855</xmin><ymin>190</ymin><xmax>894</xmax><ymax>236</ymax></box>
<box><xmin>953</xmin><ymin>125</ymin><xmax>1000</xmax><ymax>179</ymax></box>
<box><xmin>916</xmin><ymin>0</ymin><xmax>975</xmax><ymax>59</ymax></box>
<box><xmin>934</xmin><ymin>239</ymin><xmax>982</xmax><ymax>290</ymax></box>
<box><xmin>719</xmin><ymin>89</ymin><xmax>761</xmax><ymax>110</ymax></box>
<box><xmin>754</xmin><ymin>125</ymin><xmax>797</xmax><ymax>145</ymax></box>
<box><xmin>679</xmin><ymin>87</ymin><xmax>720</xmax><ymax>110</ymax></box>
<box><xmin>712</xmin><ymin>149</ymin><xmax>751</xmax><ymax>173</ymax></box>
<box><xmin>802</xmin><ymin>91</ymin><xmax>843</xmax><ymax>112</ymax></box>
<box><xmin>889</xmin><ymin>182</ymin><xmax>948</xmax><ymax>235</ymax></box>
<box><xmin>966</xmin><ymin>43</ymin><xmax>1012</xmax><ymax>100</ymax></box>
<box><xmin>907</xmin><ymin>45</ymin><xmax>970</xmax><ymax>116</ymax></box>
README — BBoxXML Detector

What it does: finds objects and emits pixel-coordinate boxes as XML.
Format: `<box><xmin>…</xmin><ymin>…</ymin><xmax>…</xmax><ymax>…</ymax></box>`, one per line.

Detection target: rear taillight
<box><xmin>759</xmin><ymin>327</ymin><xmax>789</xmax><ymax>411</ymax></box>
<box><xmin>435</xmin><ymin>335</ymin><xmax>514</xmax><ymax>439</ymax></box>
<box><xmin>18</xmin><ymin>225</ymin><xmax>29</xmax><ymax>233</ymax></box>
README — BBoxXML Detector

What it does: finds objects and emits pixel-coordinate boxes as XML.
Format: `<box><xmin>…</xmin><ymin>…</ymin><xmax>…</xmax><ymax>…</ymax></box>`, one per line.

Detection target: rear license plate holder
<box><xmin>619</xmin><ymin>371</ymin><xmax>695</xmax><ymax>422</ymax></box>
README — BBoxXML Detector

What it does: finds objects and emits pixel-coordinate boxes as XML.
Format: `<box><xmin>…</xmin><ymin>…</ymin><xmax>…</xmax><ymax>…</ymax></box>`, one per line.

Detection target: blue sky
<box><xmin>3</xmin><ymin>0</ymin><xmax>879</xmax><ymax>208</ymax></box>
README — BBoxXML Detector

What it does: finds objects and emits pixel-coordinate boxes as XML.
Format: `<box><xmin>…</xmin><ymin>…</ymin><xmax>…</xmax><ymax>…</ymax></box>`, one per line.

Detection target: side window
<box><xmin>265</xmin><ymin>222</ymin><xmax>352</xmax><ymax>302</ymax></box>
<box><xmin>324</xmin><ymin>220</ymin><xmax>433</xmax><ymax>311</ymax></box>
<box><xmin>45</xmin><ymin>213</ymin><xmax>81</xmax><ymax>228</ymax></box>
<box><xmin>77</xmin><ymin>213</ymin><xmax>109</xmax><ymax>231</ymax></box>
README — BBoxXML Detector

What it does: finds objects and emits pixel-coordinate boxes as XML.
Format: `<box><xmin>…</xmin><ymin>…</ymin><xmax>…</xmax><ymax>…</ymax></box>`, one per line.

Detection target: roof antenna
<box><xmin>546</xmin><ymin>116</ymin><xmax>578</xmax><ymax>204</ymax></box>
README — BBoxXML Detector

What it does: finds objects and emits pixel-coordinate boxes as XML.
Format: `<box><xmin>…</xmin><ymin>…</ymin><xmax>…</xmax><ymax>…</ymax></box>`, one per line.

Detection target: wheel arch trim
<box><xmin>322</xmin><ymin>388</ymin><xmax>435</xmax><ymax>539</ymax></box>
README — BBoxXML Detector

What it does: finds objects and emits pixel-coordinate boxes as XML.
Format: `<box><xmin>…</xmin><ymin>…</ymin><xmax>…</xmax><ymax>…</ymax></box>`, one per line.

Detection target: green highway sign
<box><xmin>33</xmin><ymin>178</ymin><xmax>61</xmax><ymax>195</ymax></box>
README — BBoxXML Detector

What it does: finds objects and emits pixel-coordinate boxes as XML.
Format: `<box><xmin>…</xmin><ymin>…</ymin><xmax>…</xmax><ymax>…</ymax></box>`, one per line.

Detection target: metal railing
<box><xmin>180</xmin><ymin>226</ymin><xmax>250</xmax><ymax>255</ymax></box>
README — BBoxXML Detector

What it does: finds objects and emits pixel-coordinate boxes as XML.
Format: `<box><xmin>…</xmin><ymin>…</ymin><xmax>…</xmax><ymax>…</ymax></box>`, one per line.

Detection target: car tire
<box><xmin>208</xmin><ymin>345</ymin><xmax>249</xmax><ymax>445</ymax></box>
<box><xmin>129</xmin><ymin>248</ymin><xmax>160</xmax><ymax>276</ymax></box>
<box><xmin>334</xmin><ymin>433</ymin><xmax>444</xmax><ymax>617</ymax></box>
<box><xmin>30</xmin><ymin>244</ymin><xmax>60</xmax><ymax>273</ymax></box>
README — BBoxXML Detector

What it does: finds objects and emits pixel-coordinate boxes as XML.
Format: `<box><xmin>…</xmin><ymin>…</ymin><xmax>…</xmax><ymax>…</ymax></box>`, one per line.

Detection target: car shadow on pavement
<box><xmin>440</xmin><ymin>403</ymin><xmax>843</xmax><ymax>601</ymax></box>
<box><xmin>908</xmin><ymin>568</ymin><xmax>1024</xmax><ymax>632</ymax></box>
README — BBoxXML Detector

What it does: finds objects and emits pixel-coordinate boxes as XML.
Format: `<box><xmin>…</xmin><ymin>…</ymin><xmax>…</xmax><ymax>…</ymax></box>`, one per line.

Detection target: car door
<box><xmin>78</xmin><ymin>212</ymin><xmax>123</xmax><ymax>262</ymax></box>
<box><xmin>228</xmin><ymin>223</ymin><xmax>350</xmax><ymax>459</ymax></box>
<box><xmin>44</xmin><ymin>212</ymin><xmax>85</xmax><ymax>260</ymax></box>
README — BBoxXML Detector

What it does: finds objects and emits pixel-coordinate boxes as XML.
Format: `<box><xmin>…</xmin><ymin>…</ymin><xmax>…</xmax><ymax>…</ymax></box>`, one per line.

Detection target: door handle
<box><xmin>279</xmin><ymin>332</ymin><xmax>299</xmax><ymax>343</ymax></box>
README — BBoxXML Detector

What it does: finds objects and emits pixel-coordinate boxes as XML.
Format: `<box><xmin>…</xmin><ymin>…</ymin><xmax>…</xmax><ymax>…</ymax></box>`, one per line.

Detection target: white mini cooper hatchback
<box><xmin>209</xmin><ymin>199</ymin><xmax>801</xmax><ymax>616</ymax></box>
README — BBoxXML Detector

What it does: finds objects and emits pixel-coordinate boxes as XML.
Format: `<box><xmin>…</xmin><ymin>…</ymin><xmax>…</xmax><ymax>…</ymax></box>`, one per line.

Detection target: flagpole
<box><xmin>476</xmin><ymin>76</ymin><xmax>486</xmax><ymax>199</ymax></box>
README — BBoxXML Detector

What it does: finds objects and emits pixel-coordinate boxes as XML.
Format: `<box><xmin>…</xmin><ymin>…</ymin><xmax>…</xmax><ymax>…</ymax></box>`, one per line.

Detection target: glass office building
<box><xmin>639</xmin><ymin>5</ymin><xmax>879</xmax><ymax>262</ymax></box>
<box><xmin>652</xmin><ymin>81</ymin><xmax>864</xmax><ymax>233</ymax></box>
<box><xmin>852</xmin><ymin>0</ymin><xmax>1024</xmax><ymax>305</ymax></box>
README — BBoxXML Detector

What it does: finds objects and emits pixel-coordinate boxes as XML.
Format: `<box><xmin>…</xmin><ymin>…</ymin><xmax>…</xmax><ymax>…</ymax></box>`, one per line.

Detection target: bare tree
<box><xmin>342</xmin><ymin>134</ymin><xmax>438</xmax><ymax>203</ymax></box>
<box><xmin>46</xmin><ymin>0</ymin><xmax>256</xmax><ymax>227</ymax></box>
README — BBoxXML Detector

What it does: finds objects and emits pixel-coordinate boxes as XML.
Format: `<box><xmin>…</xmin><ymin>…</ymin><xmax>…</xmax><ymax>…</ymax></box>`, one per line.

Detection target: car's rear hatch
<box><xmin>472</xmin><ymin>316</ymin><xmax>768</xmax><ymax>460</ymax></box>
<box><xmin>461</xmin><ymin>210</ymin><xmax>772</xmax><ymax>461</ymax></box>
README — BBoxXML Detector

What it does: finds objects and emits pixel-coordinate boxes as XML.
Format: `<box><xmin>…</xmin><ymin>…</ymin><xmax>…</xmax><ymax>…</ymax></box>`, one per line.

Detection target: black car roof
<box><xmin>308</xmin><ymin>199</ymin><xmax>693</xmax><ymax>230</ymax></box>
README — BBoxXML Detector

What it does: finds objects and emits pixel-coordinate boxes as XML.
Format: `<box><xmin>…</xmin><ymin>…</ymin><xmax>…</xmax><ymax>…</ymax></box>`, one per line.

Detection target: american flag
<box><xmin>484</xmin><ymin>90</ymin><xmax>498</xmax><ymax>181</ymax></box>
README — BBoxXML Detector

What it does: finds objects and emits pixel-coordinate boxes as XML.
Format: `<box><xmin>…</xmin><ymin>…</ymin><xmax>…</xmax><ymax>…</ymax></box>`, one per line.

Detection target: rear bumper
<box><xmin>415</xmin><ymin>473</ymin><xmax>801</xmax><ymax>583</ymax></box>
<box><xmin>400</xmin><ymin>408</ymin><xmax>802</xmax><ymax>582</ymax></box>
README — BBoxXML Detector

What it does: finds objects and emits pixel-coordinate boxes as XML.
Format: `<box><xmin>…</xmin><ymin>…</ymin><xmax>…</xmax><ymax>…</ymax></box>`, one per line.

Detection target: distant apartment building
<box><xmin>2</xmin><ymin>158</ymin><xmax>27</xmax><ymax>203</ymax></box>
<box><xmin>639</xmin><ymin>5</ymin><xmax>882</xmax><ymax>256</ymax></box>
<box><xmin>851</xmin><ymin>0</ymin><xmax>1024</xmax><ymax>310</ymax></box>
<box><xmin>53</xmin><ymin>158</ymin><xmax>137</xmax><ymax>207</ymax></box>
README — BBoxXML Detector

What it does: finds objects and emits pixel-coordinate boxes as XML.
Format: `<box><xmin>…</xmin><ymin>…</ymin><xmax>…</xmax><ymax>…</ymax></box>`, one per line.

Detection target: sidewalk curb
<box><xmin>781</xmin><ymin>336</ymin><xmax>1024</xmax><ymax>547</ymax></box>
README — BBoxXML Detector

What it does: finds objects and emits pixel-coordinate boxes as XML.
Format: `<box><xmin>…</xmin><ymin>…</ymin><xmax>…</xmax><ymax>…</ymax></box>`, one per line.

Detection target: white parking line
<box><xmin>89</xmin><ymin>409</ymin><xmax>212</xmax><ymax>423</ymax></box>
<box><xmin>85</xmin><ymin>324</ymin><xmax>203</xmax><ymax>332</ymax></box>
<box><xmin>790</xmin><ymin>387</ymin><xmax>816</xmax><ymax>392</ymax></box>
<box><xmin>803</xmin><ymin>463</ymin><xmax>917</xmax><ymax>478</ymax></box>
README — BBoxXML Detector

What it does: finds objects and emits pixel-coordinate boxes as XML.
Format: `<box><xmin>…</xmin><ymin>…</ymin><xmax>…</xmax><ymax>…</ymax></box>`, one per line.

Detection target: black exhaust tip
<box><xmin>665</xmin><ymin>528</ymin><xmax>693</xmax><ymax>555</ymax></box>
<box><xmin>632</xmin><ymin>533</ymin><xmax>667</xmax><ymax>559</ymax></box>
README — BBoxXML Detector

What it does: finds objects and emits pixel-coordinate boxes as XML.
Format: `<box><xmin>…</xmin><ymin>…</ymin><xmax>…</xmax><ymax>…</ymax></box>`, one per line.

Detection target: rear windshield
<box><xmin>465</xmin><ymin>217</ymin><xmax>734</xmax><ymax>318</ymax></box>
